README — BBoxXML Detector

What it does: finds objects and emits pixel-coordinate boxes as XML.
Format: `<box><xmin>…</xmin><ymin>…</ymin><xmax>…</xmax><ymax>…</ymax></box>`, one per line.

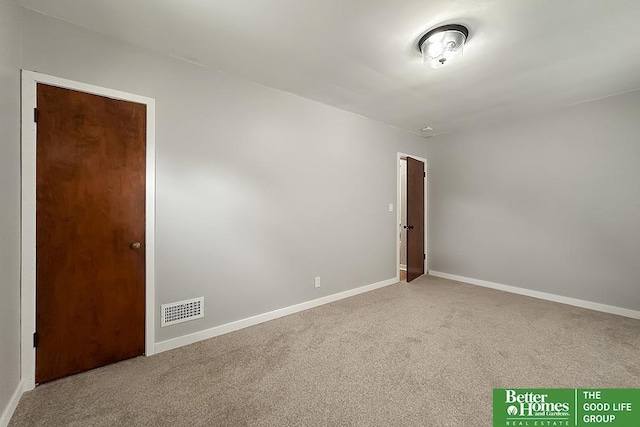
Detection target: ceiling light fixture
<box><xmin>421</xmin><ymin>126</ymin><xmax>433</xmax><ymax>131</ymax></box>
<box><xmin>418</xmin><ymin>24</ymin><xmax>469</xmax><ymax>69</ymax></box>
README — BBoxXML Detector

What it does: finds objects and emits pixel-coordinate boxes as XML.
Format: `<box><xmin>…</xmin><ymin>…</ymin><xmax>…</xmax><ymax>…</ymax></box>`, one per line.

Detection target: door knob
<box><xmin>130</xmin><ymin>241</ymin><xmax>141</xmax><ymax>250</ymax></box>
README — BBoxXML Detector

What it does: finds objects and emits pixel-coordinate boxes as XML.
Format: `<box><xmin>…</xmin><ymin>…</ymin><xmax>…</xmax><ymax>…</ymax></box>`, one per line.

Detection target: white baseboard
<box><xmin>155</xmin><ymin>277</ymin><xmax>398</xmax><ymax>353</ymax></box>
<box><xmin>429</xmin><ymin>271</ymin><xmax>640</xmax><ymax>320</ymax></box>
<box><xmin>0</xmin><ymin>380</ymin><xmax>24</xmax><ymax>427</ymax></box>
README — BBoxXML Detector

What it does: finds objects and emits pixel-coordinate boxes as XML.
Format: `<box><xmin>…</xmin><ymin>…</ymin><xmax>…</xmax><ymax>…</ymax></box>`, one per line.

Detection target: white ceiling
<box><xmin>20</xmin><ymin>0</ymin><xmax>640</xmax><ymax>136</ymax></box>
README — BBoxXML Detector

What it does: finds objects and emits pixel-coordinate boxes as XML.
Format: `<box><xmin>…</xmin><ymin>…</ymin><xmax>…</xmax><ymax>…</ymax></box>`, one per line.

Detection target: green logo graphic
<box><xmin>493</xmin><ymin>389</ymin><xmax>640</xmax><ymax>426</ymax></box>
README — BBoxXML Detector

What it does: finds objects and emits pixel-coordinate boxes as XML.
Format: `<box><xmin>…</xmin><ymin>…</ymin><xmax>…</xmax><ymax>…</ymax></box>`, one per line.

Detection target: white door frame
<box><xmin>20</xmin><ymin>70</ymin><xmax>156</xmax><ymax>390</ymax></box>
<box><xmin>396</xmin><ymin>152</ymin><xmax>427</xmax><ymax>281</ymax></box>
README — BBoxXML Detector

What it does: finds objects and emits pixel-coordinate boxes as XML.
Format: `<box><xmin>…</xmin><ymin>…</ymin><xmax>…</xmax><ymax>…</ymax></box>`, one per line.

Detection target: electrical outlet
<box><xmin>314</xmin><ymin>277</ymin><xmax>321</xmax><ymax>288</ymax></box>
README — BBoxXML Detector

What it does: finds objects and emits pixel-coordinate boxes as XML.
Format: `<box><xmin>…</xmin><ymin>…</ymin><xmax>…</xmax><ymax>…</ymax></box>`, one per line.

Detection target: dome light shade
<box><xmin>418</xmin><ymin>24</ymin><xmax>469</xmax><ymax>69</ymax></box>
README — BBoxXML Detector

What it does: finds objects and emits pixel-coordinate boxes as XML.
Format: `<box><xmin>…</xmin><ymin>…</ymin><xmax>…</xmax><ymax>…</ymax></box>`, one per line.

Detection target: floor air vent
<box><xmin>161</xmin><ymin>297</ymin><xmax>204</xmax><ymax>327</ymax></box>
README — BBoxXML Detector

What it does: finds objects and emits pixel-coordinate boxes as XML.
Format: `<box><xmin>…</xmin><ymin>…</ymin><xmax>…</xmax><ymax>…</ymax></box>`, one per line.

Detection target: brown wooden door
<box><xmin>406</xmin><ymin>157</ymin><xmax>425</xmax><ymax>282</ymax></box>
<box><xmin>36</xmin><ymin>84</ymin><xmax>146</xmax><ymax>384</ymax></box>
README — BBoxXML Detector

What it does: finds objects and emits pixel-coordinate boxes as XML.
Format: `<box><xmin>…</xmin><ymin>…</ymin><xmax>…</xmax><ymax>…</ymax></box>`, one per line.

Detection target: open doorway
<box><xmin>399</xmin><ymin>159</ymin><xmax>408</xmax><ymax>281</ymax></box>
<box><xmin>396</xmin><ymin>153</ymin><xmax>427</xmax><ymax>282</ymax></box>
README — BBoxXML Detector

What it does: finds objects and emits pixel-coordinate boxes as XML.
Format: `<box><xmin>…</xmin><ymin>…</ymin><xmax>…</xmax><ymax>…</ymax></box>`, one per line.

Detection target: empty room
<box><xmin>1</xmin><ymin>0</ymin><xmax>639</xmax><ymax>426</ymax></box>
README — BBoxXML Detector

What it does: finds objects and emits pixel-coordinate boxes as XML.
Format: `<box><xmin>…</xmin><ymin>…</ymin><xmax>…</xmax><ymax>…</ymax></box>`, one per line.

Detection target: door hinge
<box><xmin>34</xmin><ymin>108</ymin><xmax>38</xmax><ymax>123</ymax></box>
<box><xmin>423</xmin><ymin>172</ymin><xmax>426</xmax><ymax>178</ymax></box>
<box><xmin>33</xmin><ymin>332</ymin><xmax>38</xmax><ymax>348</ymax></box>
<box><xmin>424</xmin><ymin>254</ymin><xmax>426</xmax><ymax>260</ymax></box>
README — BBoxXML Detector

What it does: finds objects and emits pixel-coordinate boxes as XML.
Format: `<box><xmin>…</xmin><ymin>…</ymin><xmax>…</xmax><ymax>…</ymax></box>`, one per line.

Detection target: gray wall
<box><xmin>0</xmin><ymin>0</ymin><xmax>22</xmax><ymax>420</ymax></box>
<box><xmin>21</xmin><ymin>10</ymin><xmax>427</xmax><ymax>343</ymax></box>
<box><xmin>427</xmin><ymin>90</ymin><xmax>640</xmax><ymax>311</ymax></box>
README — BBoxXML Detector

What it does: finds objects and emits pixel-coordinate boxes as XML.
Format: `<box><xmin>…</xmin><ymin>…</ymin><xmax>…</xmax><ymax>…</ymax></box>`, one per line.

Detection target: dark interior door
<box><xmin>406</xmin><ymin>157</ymin><xmax>425</xmax><ymax>282</ymax></box>
<box><xmin>36</xmin><ymin>83</ymin><xmax>146</xmax><ymax>384</ymax></box>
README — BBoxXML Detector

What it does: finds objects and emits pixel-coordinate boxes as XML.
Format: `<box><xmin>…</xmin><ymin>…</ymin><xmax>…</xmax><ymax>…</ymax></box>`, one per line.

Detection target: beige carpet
<box><xmin>10</xmin><ymin>275</ymin><xmax>640</xmax><ymax>426</ymax></box>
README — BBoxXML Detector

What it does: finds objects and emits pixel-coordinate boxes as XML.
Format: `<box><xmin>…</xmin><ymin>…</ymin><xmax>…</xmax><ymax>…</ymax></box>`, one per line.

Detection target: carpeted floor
<box><xmin>10</xmin><ymin>275</ymin><xmax>640</xmax><ymax>426</ymax></box>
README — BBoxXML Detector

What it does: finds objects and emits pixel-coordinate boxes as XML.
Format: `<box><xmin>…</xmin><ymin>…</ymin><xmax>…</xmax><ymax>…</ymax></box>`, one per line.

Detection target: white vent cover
<box><xmin>161</xmin><ymin>297</ymin><xmax>204</xmax><ymax>327</ymax></box>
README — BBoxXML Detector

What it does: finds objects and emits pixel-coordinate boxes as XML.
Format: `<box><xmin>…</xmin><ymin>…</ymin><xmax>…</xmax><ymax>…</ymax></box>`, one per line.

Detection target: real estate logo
<box><xmin>493</xmin><ymin>389</ymin><xmax>640</xmax><ymax>426</ymax></box>
<box><xmin>496</xmin><ymin>389</ymin><xmax>572</xmax><ymax>425</ymax></box>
